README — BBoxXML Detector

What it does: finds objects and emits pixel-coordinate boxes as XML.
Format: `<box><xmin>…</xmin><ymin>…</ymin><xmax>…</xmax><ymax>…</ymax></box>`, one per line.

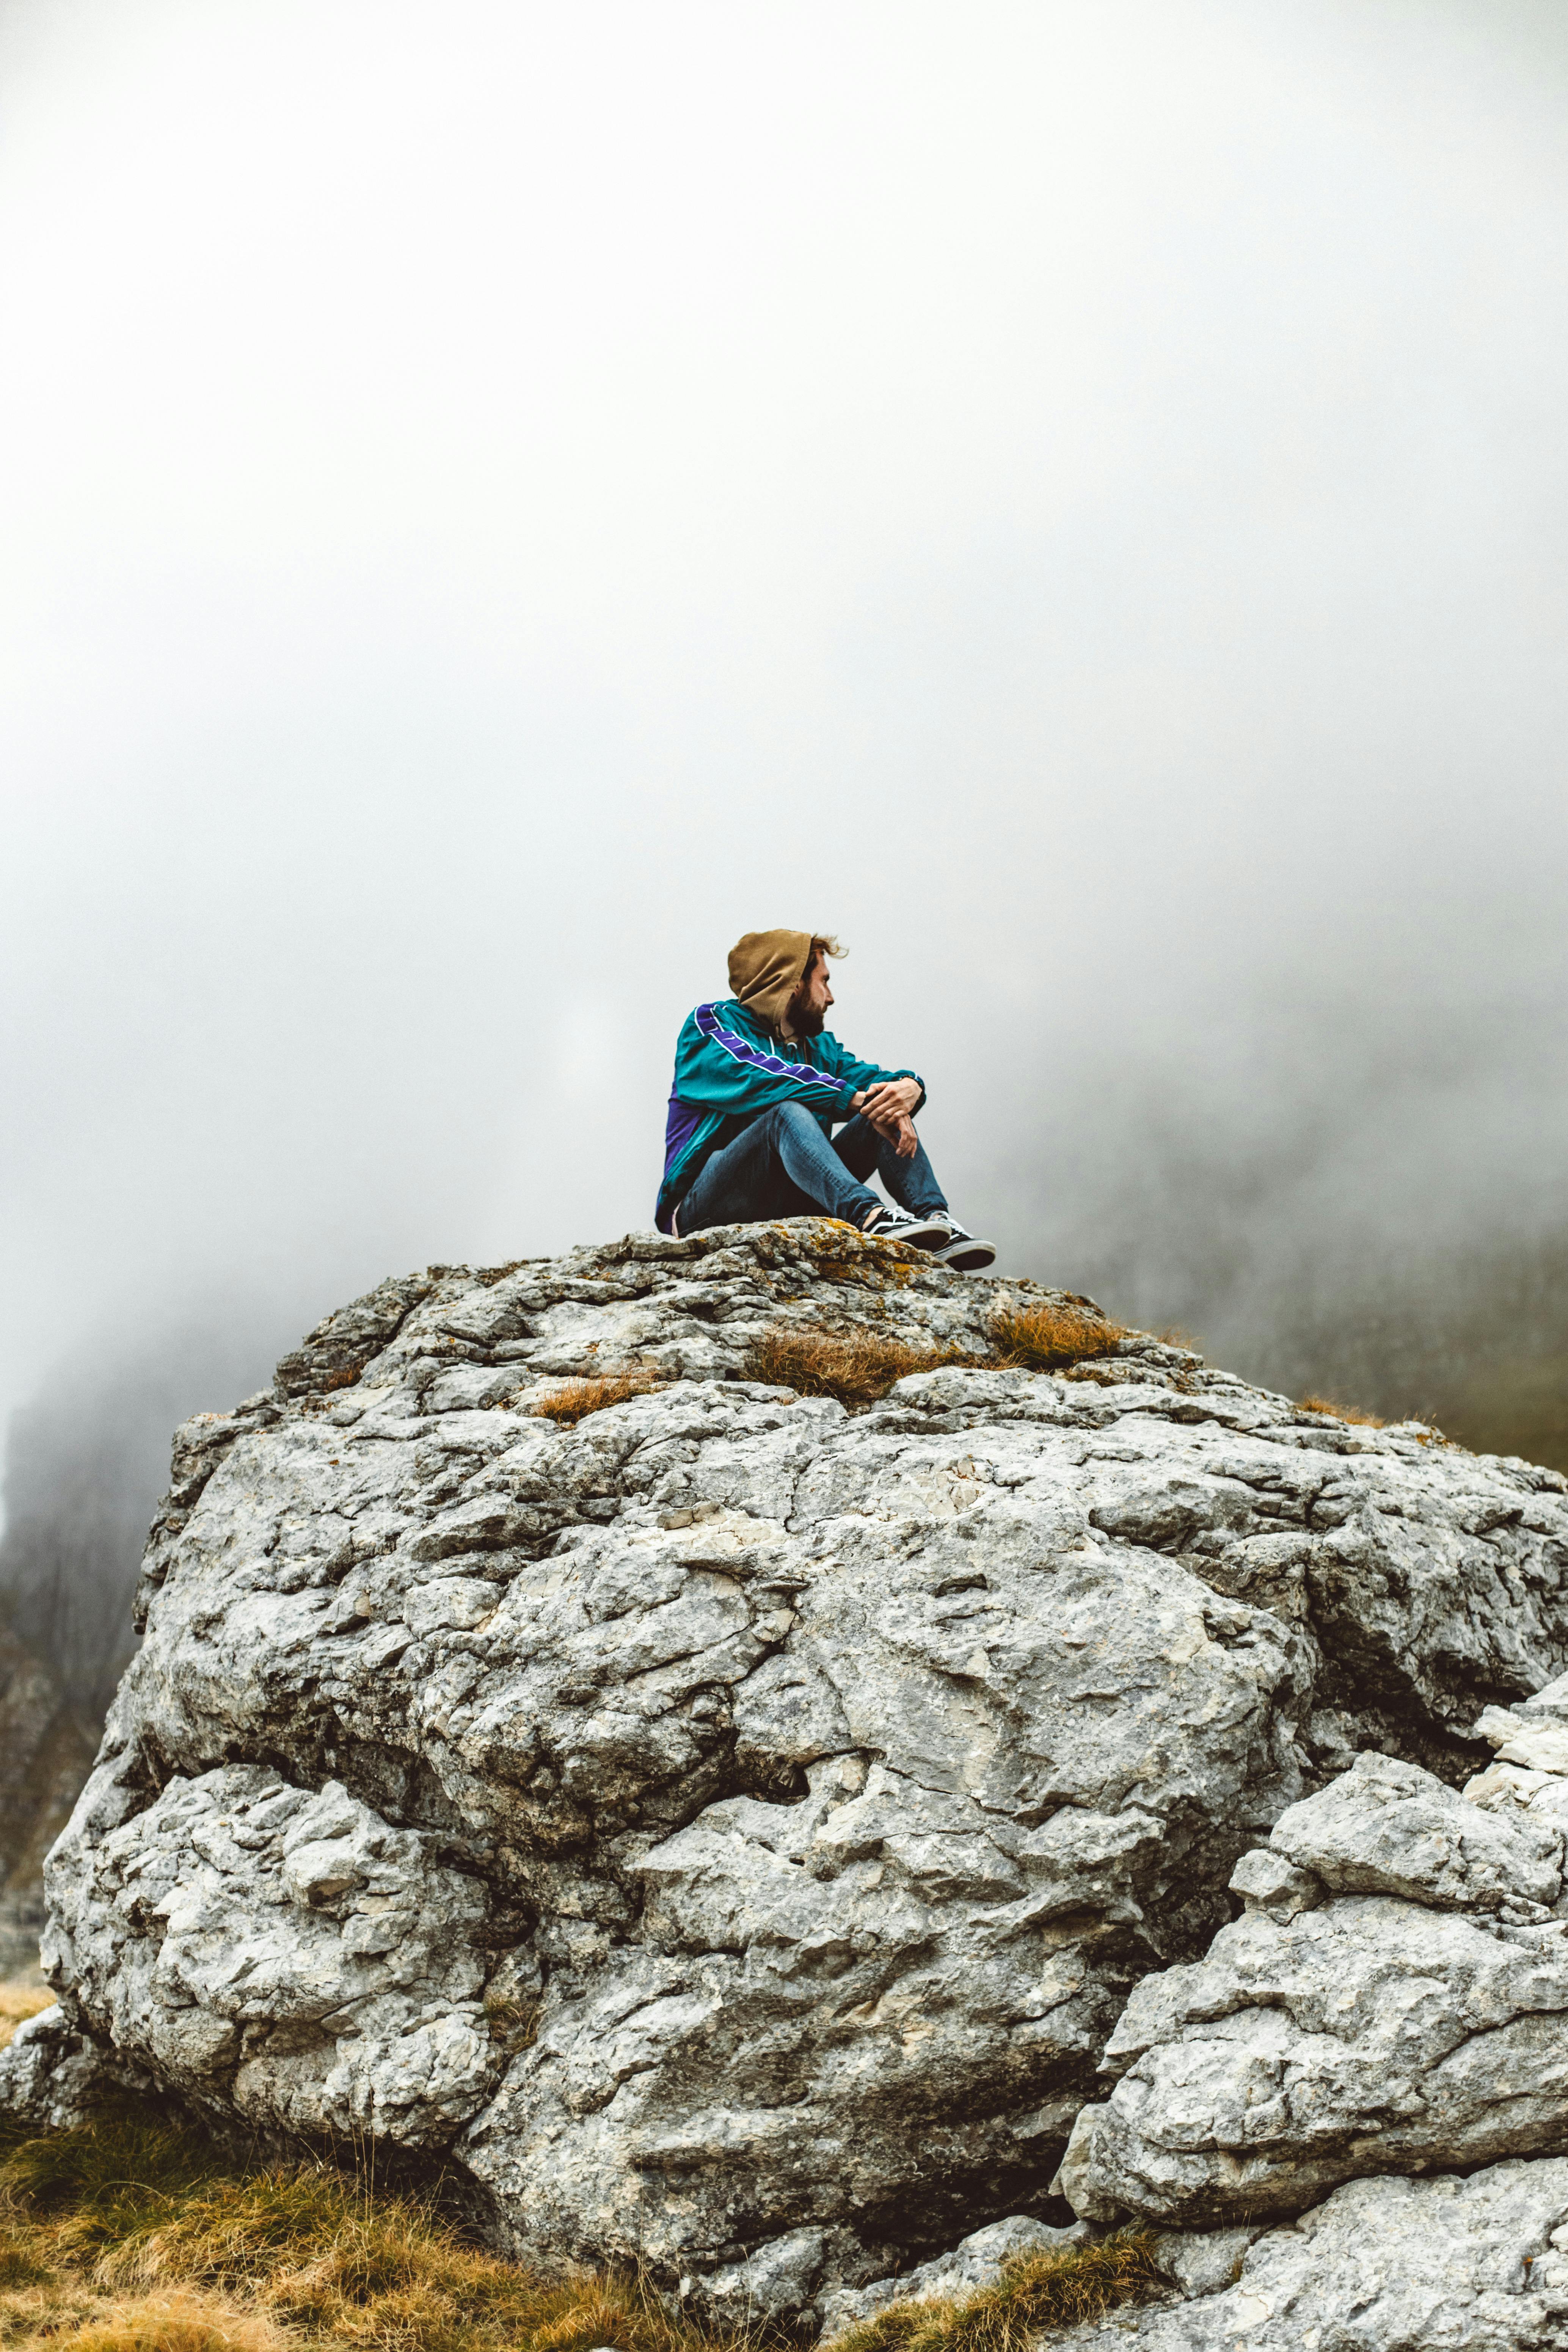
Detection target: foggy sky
<box><xmin>5</xmin><ymin>0</ymin><xmax>1568</xmax><ymax>1589</ymax></box>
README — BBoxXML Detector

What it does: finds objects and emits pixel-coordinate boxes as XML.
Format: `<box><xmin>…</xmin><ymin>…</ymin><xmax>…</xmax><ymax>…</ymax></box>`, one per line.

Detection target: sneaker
<box><xmin>859</xmin><ymin>1206</ymin><xmax>952</xmax><ymax>1253</ymax></box>
<box><xmin>931</xmin><ymin>1220</ymin><xmax>997</xmax><ymax>1272</ymax></box>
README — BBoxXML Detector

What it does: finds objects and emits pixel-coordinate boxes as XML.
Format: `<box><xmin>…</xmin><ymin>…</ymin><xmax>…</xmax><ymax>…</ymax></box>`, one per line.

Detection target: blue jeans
<box><xmin>676</xmin><ymin>1103</ymin><xmax>950</xmax><ymax>1233</ymax></box>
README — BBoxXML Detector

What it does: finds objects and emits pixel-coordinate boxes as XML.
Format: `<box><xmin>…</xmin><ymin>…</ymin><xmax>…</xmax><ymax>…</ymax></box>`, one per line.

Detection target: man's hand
<box><xmin>854</xmin><ymin>1078</ymin><xmax>922</xmax><ymax>1157</ymax></box>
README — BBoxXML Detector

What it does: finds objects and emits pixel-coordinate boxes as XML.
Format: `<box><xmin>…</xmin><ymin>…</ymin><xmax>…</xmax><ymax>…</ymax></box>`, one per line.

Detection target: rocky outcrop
<box><xmin>12</xmin><ymin>1220</ymin><xmax>1568</xmax><ymax>2332</ymax></box>
<box><xmin>1060</xmin><ymin>1686</ymin><xmax>1568</xmax><ymax>2231</ymax></box>
<box><xmin>1060</xmin><ymin>2160</ymin><xmax>1568</xmax><ymax>2349</ymax></box>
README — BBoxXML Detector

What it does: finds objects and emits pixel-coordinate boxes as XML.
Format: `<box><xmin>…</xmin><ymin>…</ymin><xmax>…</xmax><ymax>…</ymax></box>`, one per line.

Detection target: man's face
<box><xmin>788</xmin><ymin>951</ymin><xmax>834</xmax><ymax>1035</ymax></box>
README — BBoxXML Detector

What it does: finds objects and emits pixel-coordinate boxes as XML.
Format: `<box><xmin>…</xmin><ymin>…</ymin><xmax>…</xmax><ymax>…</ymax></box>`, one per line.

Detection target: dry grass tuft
<box><xmin>42</xmin><ymin>2288</ymin><xmax>289</xmax><ymax>2352</ymax></box>
<box><xmin>0</xmin><ymin>2219</ymin><xmax>57</xmax><ymax>2288</ymax></box>
<box><xmin>0</xmin><ymin>2105</ymin><xmax>761</xmax><ymax>2352</ymax></box>
<box><xmin>746</xmin><ymin>1326</ymin><xmax>981</xmax><ymax>1407</ymax></box>
<box><xmin>1298</xmin><ymin>1394</ymin><xmax>1385</xmax><ymax>1429</ymax></box>
<box><xmin>989</xmin><ymin>1301</ymin><xmax>1128</xmax><ymax>1374</ymax></box>
<box><xmin>826</xmin><ymin>2234</ymin><xmax>1161</xmax><ymax>2352</ymax></box>
<box><xmin>747</xmin><ymin>1295</ymin><xmax>1135</xmax><ymax>1408</ymax></box>
<box><xmin>0</xmin><ymin>1986</ymin><xmax>53</xmax><ymax>2051</ymax></box>
<box><xmin>5</xmin><ymin>2113</ymin><xmax>226</xmax><ymax>2259</ymax></box>
<box><xmin>482</xmin><ymin>1989</ymin><xmax>542</xmax><ymax>2052</ymax></box>
<box><xmin>530</xmin><ymin>1371</ymin><xmax>668</xmax><ymax>1426</ymax></box>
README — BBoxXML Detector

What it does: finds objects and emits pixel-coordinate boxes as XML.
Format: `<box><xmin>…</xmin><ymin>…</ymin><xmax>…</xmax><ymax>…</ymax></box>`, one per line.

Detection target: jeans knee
<box><xmin>767</xmin><ymin>1100</ymin><xmax>817</xmax><ymax>1138</ymax></box>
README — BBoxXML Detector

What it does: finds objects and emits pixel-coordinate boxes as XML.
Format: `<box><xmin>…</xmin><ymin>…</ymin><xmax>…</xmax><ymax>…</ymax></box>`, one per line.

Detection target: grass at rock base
<box><xmin>0</xmin><ymin>2102</ymin><xmax>755</xmax><ymax>2352</ymax></box>
<box><xmin>0</xmin><ymin>2096</ymin><xmax>1160</xmax><ymax>2352</ymax></box>
<box><xmin>823</xmin><ymin>2236</ymin><xmax>1161</xmax><ymax>2352</ymax></box>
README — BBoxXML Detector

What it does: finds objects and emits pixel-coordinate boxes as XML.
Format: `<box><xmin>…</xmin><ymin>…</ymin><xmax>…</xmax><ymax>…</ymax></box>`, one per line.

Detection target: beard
<box><xmin>784</xmin><ymin>995</ymin><xmax>826</xmax><ymax>1038</ymax></box>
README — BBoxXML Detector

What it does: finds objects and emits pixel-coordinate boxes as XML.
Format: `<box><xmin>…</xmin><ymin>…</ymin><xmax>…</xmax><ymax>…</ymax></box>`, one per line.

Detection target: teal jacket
<box><xmin>656</xmin><ymin>998</ymin><xmax>924</xmax><ymax>1231</ymax></box>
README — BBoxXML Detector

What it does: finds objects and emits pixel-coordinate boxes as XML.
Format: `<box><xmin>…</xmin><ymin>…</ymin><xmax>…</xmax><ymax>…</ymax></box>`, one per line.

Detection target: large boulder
<box><xmin>17</xmin><ymin>1222</ymin><xmax>1568</xmax><ymax>2319</ymax></box>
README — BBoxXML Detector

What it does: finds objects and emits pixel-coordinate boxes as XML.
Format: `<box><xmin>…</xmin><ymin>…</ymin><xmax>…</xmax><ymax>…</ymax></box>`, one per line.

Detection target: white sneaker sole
<box><xmin>863</xmin><ymin>1215</ymin><xmax>952</xmax><ymax>1251</ymax></box>
<box><xmin>934</xmin><ymin>1236</ymin><xmax>997</xmax><ymax>1272</ymax></box>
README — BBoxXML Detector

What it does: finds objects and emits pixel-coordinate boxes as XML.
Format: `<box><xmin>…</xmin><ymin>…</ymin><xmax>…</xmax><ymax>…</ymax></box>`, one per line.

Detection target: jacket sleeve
<box><xmin>674</xmin><ymin>1004</ymin><xmax>857</xmax><ymax>1118</ymax></box>
<box><xmin>817</xmin><ymin>1032</ymin><xmax>926</xmax><ymax>1115</ymax></box>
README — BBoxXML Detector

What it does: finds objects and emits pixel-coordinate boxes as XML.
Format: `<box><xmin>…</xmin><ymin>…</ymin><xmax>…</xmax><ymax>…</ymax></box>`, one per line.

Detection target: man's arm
<box><xmin>821</xmin><ymin>1036</ymin><xmax>926</xmax><ymax>1115</ymax></box>
<box><xmin>850</xmin><ymin>1077</ymin><xmax>922</xmax><ymax>1157</ymax></box>
<box><xmin>672</xmin><ymin>1003</ymin><xmax>855</xmax><ymax>1119</ymax></box>
<box><xmin>822</xmin><ymin>1040</ymin><xmax>926</xmax><ymax>1159</ymax></box>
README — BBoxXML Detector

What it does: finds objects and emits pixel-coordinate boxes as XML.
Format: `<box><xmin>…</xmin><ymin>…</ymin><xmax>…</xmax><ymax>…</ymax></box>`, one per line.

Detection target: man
<box><xmin>655</xmin><ymin>928</ymin><xmax>996</xmax><ymax>1270</ymax></box>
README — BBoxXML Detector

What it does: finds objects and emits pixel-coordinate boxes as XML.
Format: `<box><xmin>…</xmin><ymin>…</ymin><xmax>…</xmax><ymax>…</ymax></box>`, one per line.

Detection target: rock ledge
<box><xmin>7</xmin><ymin>1221</ymin><xmax>1568</xmax><ymax>2344</ymax></box>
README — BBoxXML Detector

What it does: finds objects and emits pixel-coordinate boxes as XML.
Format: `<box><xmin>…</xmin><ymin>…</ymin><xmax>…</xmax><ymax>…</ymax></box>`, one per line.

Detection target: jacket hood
<box><xmin>726</xmin><ymin>929</ymin><xmax>815</xmax><ymax>1030</ymax></box>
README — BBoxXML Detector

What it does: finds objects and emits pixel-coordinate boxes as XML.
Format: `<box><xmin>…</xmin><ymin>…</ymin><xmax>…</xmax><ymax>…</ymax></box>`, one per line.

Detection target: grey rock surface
<box><xmin>0</xmin><ymin>2000</ymin><xmax>150</xmax><ymax>2131</ymax></box>
<box><xmin>1147</xmin><ymin>2221</ymin><xmax>1262</xmax><ymax>2300</ymax></box>
<box><xmin>1469</xmin><ymin>1683</ymin><xmax>1568</xmax><ymax>1824</ymax></box>
<box><xmin>48</xmin><ymin>1762</ymin><xmax>498</xmax><ymax>2143</ymax></box>
<box><xmin>1057</xmin><ymin>2159</ymin><xmax>1568</xmax><ymax>2350</ymax></box>
<box><xmin>1267</xmin><ymin>1749</ymin><xmax>1566</xmax><ymax>1914</ymax></box>
<box><xmin>16</xmin><ymin>1221</ymin><xmax>1568</xmax><ymax>2311</ymax></box>
<box><xmin>1061</xmin><ymin>1748</ymin><xmax>1568</xmax><ymax>2226</ymax></box>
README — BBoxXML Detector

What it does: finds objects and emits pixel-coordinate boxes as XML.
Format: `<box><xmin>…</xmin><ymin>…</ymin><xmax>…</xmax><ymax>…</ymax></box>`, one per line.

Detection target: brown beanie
<box><xmin>727</xmin><ymin>929</ymin><xmax>815</xmax><ymax>1029</ymax></box>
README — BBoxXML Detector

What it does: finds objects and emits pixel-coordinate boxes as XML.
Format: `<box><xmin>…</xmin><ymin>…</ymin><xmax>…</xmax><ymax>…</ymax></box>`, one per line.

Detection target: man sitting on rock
<box><xmin>655</xmin><ymin>928</ymin><xmax>995</xmax><ymax>1269</ymax></box>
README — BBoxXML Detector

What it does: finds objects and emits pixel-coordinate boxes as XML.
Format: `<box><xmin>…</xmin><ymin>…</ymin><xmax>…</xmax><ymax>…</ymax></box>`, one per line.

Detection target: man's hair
<box><xmin>807</xmin><ymin>934</ymin><xmax>844</xmax><ymax>964</ymax></box>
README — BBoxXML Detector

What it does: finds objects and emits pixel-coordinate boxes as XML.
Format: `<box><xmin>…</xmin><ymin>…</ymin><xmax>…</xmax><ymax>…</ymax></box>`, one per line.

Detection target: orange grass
<box><xmin>824</xmin><ymin>2234</ymin><xmax>1161</xmax><ymax>2352</ymax></box>
<box><xmin>988</xmin><ymin>1301</ymin><xmax>1128</xmax><ymax>1374</ymax></box>
<box><xmin>530</xmin><ymin>1372</ymin><xmax>668</xmax><ymax>1425</ymax></box>
<box><xmin>747</xmin><ymin>1296</ymin><xmax>1133</xmax><ymax>1408</ymax></box>
<box><xmin>1298</xmin><ymin>1394</ymin><xmax>1385</xmax><ymax>1428</ymax></box>
<box><xmin>34</xmin><ymin>2288</ymin><xmax>288</xmax><ymax>2352</ymax></box>
<box><xmin>745</xmin><ymin>1326</ymin><xmax>980</xmax><ymax>1405</ymax></box>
